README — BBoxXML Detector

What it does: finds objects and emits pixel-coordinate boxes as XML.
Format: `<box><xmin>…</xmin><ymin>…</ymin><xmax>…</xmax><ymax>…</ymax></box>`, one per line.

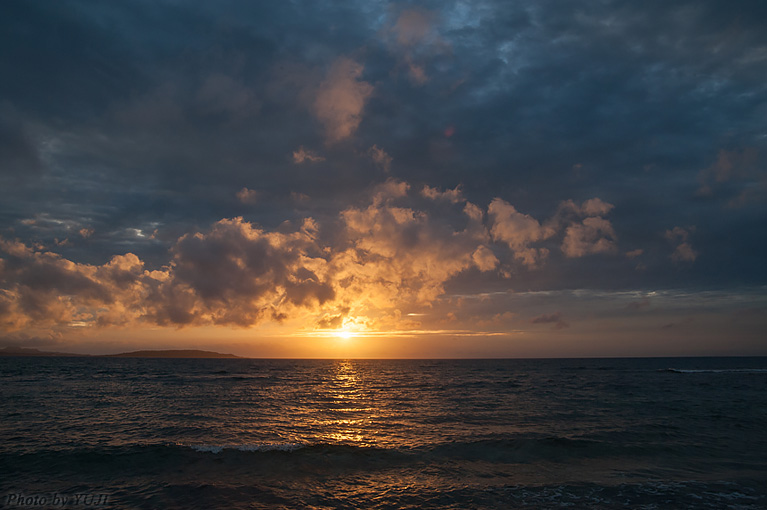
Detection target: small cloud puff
<box><xmin>471</xmin><ymin>245</ymin><xmax>499</xmax><ymax>272</ymax></box>
<box><xmin>488</xmin><ymin>199</ymin><xmax>555</xmax><ymax>268</ymax></box>
<box><xmin>368</xmin><ymin>145</ymin><xmax>392</xmax><ymax>172</ymax></box>
<box><xmin>665</xmin><ymin>226</ymin><xmax>697</xmax><ymax>262</ymax></box>
<box><xmin>236</xmin><ymin>187</ymin><xmax>259</xmax><ymax>204</ymax></box>
<box><xmin>387</xmin><ymin>9</ymin><xmax>449</xmax><ymax>86</ymax></box>
<box><xmin>292</xmin><ymin>146</ymin><xmax>325</xmax><ymax>164</ymax></box>
<box><xmin>421</xmin><ymin>184</ymin><xmax>463</xmax><ymax>203</ymax></box>
<box><xmin>530</xmin><ymin>312</ymin><xmax>569</xmax><ymax>330</ymax></box>
<box><xmin>557</xmin><ymin>198</ymin><xmax>617</xmax><ymax>258</ymax></box>
<box><xmin>562</xmin><ymin>216</ymin><xmax>617</xmax><ymax>257</ymax></box>
<box><xmin>313</xmin><ymin>57</ymin><xmax>373</xmax><ymax>143</ymax></box>
<box><xmin>488</xmin><ymin>197</ymin><xmax>617</xmax><ymax>267</ymax></box>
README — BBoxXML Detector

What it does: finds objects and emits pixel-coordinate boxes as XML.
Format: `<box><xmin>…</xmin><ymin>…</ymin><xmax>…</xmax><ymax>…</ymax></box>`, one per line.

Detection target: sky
<box><xmin>1</xmin><ymin>0</ymin><xmax>766</xmax><ymax>357</ymax></box>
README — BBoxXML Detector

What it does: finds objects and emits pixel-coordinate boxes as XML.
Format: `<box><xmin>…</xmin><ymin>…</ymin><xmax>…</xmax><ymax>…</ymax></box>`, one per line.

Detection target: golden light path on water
<box><xmin>318</xmin><ymin>360</ymin><xmax>369</xmax><ymax>445</ymax></box>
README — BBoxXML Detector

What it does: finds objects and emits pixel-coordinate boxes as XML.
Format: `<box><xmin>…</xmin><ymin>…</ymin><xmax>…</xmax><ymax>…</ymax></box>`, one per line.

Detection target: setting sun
<box><xmin>335</xmin><ymin>331</ymin><xmax>355</xmax><ymax>340</ymax></box>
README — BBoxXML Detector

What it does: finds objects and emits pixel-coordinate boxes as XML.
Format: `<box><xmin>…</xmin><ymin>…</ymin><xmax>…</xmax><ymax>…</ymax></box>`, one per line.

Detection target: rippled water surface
<box><xmin>2</xmin><ymin>357</ymin><xmax>766</xmax><ymax>508</ymax></box>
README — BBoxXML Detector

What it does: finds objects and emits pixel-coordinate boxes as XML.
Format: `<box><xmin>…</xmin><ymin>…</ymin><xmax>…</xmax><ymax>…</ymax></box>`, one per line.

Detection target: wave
<box><xmin>4</xmin><ymin>435</ymin><xmax>657</xmax><ymax>472</ymax></box>
<box><xmin>187</xmin><ymin>443</ymin><xmax>303</xmax><ymax>453</ymax></box>
<box><xmin>661</xmin><ymin>368</ymin><xmax>767</xmax><ymax>374</ymax></box>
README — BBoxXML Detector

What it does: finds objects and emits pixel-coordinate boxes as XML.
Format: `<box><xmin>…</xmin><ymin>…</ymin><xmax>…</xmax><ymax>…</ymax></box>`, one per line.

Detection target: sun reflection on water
<box><xmin>315</xmin><ymin>360</ymin><xmax>376</xmax><ymax>446</ymax></box>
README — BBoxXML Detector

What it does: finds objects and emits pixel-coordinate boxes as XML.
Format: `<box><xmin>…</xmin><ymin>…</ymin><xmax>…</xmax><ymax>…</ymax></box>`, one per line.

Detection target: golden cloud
<box><xmin>0</xmin><ymin>182</ymin><xmax>621</xmax><ymax>336</ymax></box>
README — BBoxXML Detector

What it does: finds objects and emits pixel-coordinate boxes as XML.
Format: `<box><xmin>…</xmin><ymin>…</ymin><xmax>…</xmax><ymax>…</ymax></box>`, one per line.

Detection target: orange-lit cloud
<box><xmin>313</xmin><ymin>57</ymin><xmax>373</xmax><ymax>143</ymax></box>
<box><xmin>562</xmin><ymin>217</ymin><xmax>617</xmax><ymax>257</ymax></box>
<box><xmin>488</xmin><ymin>198</ymin><xmax>555</xmax><ymax>268</ymax></box>
<box><xmin>555</xmin><ymin>198</ymin><xmax>617</xmax><ymax>258</ymax></box>
<box><xmin>292</xmin><ymin>146</ymin><xmax>325</xmax><ymax>164</ymax></box>
<box><xmin>236</xmin><ymin>187</ymin><xmax>259</xmax><ymax>204</ymax></box>
<box><xmin>330</xmin><ymin>180</ymin><xmax>495</xmax><ymax>331</ymax></box>
<box><xmin>421</xmin><ymin>184</ymin><xmax>463</xmax><ymax>203</ymax></box>
<box><xmin>151</xmin><ymin>217</ymin><xmax>334</xmax><ymax>327</ymax></box>
<box><xmin>0</xmin><ymin>182</ymin><xmax>623</xmax><ymax>339</ymax></box>
<box><xmin>0</xmin><ymin>238</ymin><xmax>161</xmax><ymax>332</ymax></box>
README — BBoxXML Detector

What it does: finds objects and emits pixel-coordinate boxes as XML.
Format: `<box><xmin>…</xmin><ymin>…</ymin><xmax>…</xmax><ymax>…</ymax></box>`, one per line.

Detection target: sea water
<box><xmin>1</xmin><ymin>357</ymin><xmax>766</xmax><ymax>509</ymax></box>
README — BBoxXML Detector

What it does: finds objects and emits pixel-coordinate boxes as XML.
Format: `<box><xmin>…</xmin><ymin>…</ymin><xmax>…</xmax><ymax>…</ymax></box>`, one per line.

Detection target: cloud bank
<box><xmin>0</xmin><ymin>181</ymin><xmax>619</xmax><ymax>335</ymax></box>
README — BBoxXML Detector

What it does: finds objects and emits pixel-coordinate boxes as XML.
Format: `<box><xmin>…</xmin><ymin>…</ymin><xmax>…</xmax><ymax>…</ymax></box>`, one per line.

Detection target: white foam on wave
<box><xmin>187</xmin><ymin>443</ymin><xmax>304</xmax><ymax>454</ymax></box>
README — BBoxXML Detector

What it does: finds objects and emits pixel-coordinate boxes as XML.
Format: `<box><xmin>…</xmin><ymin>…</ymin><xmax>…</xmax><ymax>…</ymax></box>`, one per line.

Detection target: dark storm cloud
<box><xmin>1</xmin><ymin>0</ymin><xmax>765</xmax><ymax>299</ymax></box>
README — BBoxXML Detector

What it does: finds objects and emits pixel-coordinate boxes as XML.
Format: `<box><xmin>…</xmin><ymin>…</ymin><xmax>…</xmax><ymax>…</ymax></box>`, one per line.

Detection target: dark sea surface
<box><xmin>1</xmin><ymin>357</ymin><xmax>766</xmax><ymax>509</ymax></box>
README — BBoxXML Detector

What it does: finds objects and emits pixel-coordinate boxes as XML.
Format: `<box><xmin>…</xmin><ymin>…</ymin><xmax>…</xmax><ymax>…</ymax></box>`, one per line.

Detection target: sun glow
<box><xmin>336</xmin><ymin>330</ymin><xmax>355</xmax><ymax>340</ymax></box>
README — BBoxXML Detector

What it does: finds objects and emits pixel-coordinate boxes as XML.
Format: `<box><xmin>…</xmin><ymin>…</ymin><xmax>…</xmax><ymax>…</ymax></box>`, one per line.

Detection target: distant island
<box><xmin>0</xmin><ymin>346</ymin><xmax>240</xmax><ymax>358</ymax></box>
<box><xmin>0</xmin><ymin>346</ymin><xmax>84</xmax><ymax>357</ymax></box>
<box><xmin>105</xmin><ymin>350</ymin><xmax>240</xmax><ymax>359</ymax></box>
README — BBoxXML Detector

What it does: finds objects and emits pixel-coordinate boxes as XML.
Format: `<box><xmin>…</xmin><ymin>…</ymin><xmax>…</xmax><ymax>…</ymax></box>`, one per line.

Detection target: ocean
<box><xmin>1</xmin><ymin>357</ymin><xmax>766</xmax><ymax>509</ymax></box>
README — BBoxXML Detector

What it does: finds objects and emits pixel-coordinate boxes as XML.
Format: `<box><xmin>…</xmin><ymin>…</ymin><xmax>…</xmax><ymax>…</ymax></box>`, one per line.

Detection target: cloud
<box><xmin>393</xmin><ymin>10</ymin><xmax>432</xmax><ymax>84</ymax></box>
<box><xmin>671</xmin><ymin>243</ymin><xmax>698</xmax><ymax>263</ymax></box>
<box><xmin>697</xmin><ymin>148</ymin><xmax>759</xmax><ymax>190</ymax></box>
<box><xmin>292</xmin><ymin>146</ymin><xmax>325</xmax><ymax>164</ymax></box>
<box><xmin>154</xmin><ymin>217</ymin><xmax>334</xmax><ymax>327</ymax></box>
<box><xmin>371</xmin><ymin>179</ymin><xmax>409</xmax><ymax>205</ymax></box>
<box><xmin>488</xmin><ymin>198</ymin><xmax>555</xmax><ymax>268</ymax></box>
<box><xmin>696</xmin><ymin>148</ymin><xmax>765</xmax><ymax>206</ymax></box>
<box><xmin>530</xmin><ymin>312</ymin><xmax>569</xmax><ymax>330</ymax></box>
<box><xmin>562</xmin><ymin>216</ymin><xmax>617</xmax><ymax>257</ymax></box>
<box><xmin>368</xmin><ymin>145</ymin><xmax>392</xmax><ymax>172</ymax></box>
<box><xmin>236</xmin><ymin>187</ymin><xmax>259</xmax><ymax>204</ymax></box>
<box><xmin>0</xmin><ymin>219</ymin><xmax>336</xmax><ymax>331</ymax></box>
<box><xmin>580</xmin><ymin>198</ymin><xmax>614</xmax><ymax>217</ymax></box>
<box><xmin>393</xmin><ymin>9</ymin><xmax>434</xmax><ymax>48</ymax></box>
<box><xmin>556</xmin><ymin>198</ymin><xmax>617</xmax><ymax>258</ymax></box>
<box><xmin>471</xmin><ymin>245</ymin><xmax>499</xmax><ymax>272</ymax></box>
<box><xmin>16</xmin><ymin>213</ymin><xmax>85</xmax><ymax>235</ymax></box>
<box><xmin>316</xmin><ymin>313</ymin><xmax>345</xmax><ymax>329</ymax></box>
<box><xmin>313</xmin><ymin>57</ymin><xmax>374</xmax><ymax>143</ymax></box>
<box><xmin>487</xmin><ymin>197</ymin><xmax>618</xmax><ymax>266</ymax></box>
<box><xmin>553</xmin><ymin>198</ymin><xmax>614</xmax><ymax>223</ymax></box>
<box><xmin>0</xmin><ymin>180</ymin><xmax>504</xmax><ymax>334</ymax></box>
<box><xmin>421</xmin><ymin>184</ymin><xmax>463</xmax><ymax>203</ymax></box>
<box><xmin>665</xmin><ymin>226</ymin><xmax>697</xmax><ymax>262</ymax></box>
<box><xmin>1</xmin><ymin>1</ymin><xmax>763</xmax><ymax>305</ymax></box>
<box><xmin>387</xmin><ymin>9</ymin><xmax>449</xmax><ymax>85</ymax></box>
<box><xmin>0</xmin><ymin>238</ymin><xmax>160</xmax><ymax>331</ymax></box>
<box><xmin>337</xmin><ymin>180</ymin><xmax>494</xmax><ymax>311</ymax></box>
